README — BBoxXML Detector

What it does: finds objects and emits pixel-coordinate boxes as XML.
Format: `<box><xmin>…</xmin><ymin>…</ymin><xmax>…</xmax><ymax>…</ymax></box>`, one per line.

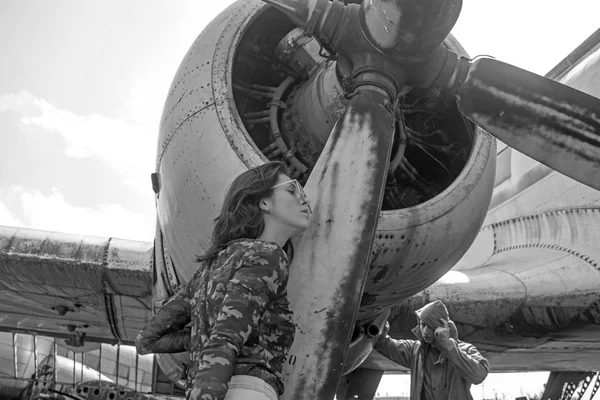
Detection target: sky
<box><xmin>1</xmin><ymin>0</ymin><xmax>600</xmax><ymax>398</ymax></box>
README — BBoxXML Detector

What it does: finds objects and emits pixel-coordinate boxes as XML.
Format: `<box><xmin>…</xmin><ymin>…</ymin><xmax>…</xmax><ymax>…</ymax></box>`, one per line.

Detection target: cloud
<box><xmin>0</xmin><ymin>91</ymin><xmax>156</xmax><ymax>188</ymax></box>
<box><xmin>0</xmin><ymin>186</ymin><xmax>153</xmax><ymax>242</ymax></box>
<box><xmin>0</xmin><ymin>200</ymin><xmax>24</xmax><ymax>228</ymax></box>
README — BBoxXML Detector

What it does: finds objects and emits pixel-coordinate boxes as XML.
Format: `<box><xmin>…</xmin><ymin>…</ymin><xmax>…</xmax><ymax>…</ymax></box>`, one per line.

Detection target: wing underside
<box><xmin>0</xmin><ymin>226</ymin><xmax>154</xmax><ymax>345</ymax></box>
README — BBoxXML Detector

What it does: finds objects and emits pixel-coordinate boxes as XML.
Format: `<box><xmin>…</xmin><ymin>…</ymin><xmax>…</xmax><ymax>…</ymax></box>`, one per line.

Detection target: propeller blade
<box><xmin>281</xmin><ymin>87</ymin><xmax>395</xmax><ymax>400</ymax></box>
<box><xmin>455</xmin><ymin>57</ymin><xmax>600</xmax><ymax>190</ymax></box>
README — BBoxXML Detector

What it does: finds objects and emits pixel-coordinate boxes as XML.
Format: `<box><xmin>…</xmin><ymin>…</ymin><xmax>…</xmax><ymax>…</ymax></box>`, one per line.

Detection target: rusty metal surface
<box><xmin>0</xmin><ymin>226</ymin><xmax>153</xmax><ymax>343</ymax></box>
<box><xmin>281</xmin><ymin>87</ymin><xmax>394</xmax><ymax>400</ymax></box>
<box><xmin>486</xmin><ymin>39</ymin><xmax>600</xmax><ymax>222</ymax></box>
<box><xmin>363</xmin><ymin>0</ymin><xmax>462</xmax><ymax>61</ymax></box>
<box><xmin>455</xmin><ymin>57</ymin><xmax>600</xmax><ymax>191</ymax></box>
<box><xmin>360</xmin><ymin>127</ymin><xmax>495</xmax><ymax>318</ymax></box>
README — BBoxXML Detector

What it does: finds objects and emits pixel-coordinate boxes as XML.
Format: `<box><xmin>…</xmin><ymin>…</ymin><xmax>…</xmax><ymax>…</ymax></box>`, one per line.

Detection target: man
<box><xmin>375</xmin><ymin>300</ymin><xmax>489</xmax><ymax>400</ymax></box>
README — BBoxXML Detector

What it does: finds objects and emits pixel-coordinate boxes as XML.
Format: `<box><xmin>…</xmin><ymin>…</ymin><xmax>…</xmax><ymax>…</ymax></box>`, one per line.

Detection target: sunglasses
<box><xmin>270</xmin><ymin>179</ymin><xmax>312</xmax><ymax>213</ymax></box>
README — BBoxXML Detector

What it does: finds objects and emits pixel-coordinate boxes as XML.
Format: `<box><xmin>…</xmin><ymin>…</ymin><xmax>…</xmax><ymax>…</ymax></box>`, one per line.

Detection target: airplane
<box><xmin>1</xmin><ymin>0</ymin><xmax>600</xmax><ymax>399</ymax></box>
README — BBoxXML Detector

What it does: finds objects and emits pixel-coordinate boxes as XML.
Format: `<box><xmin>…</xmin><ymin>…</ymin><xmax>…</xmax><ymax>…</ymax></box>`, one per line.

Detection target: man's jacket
<box><xmin>374</xmin><ymin>301</ymin><xmax>489</xmax><ymax>400</ymax></box>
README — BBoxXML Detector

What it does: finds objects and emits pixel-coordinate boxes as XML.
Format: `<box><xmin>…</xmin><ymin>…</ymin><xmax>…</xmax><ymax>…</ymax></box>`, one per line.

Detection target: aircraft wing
<box><xmin>0</xmin><ymin>226</ymin><xmax>153</xmax><ymax>346</ymax></box>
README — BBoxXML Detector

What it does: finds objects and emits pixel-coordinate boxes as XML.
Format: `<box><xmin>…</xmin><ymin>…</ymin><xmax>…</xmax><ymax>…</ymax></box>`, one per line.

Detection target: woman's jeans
<box><xmin>224</xmin><ymin>375</ymin><xmax>279</xmax><ymax>400</ymax></box>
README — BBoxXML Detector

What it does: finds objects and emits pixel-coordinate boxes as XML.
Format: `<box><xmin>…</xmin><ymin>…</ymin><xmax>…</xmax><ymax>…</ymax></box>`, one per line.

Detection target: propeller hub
<box><xmin>361</xmin><ymin>0</ymin><xmax>462</xmax><ymax>62</ymax></box>
<box><xmin>266</xmin><ymin>0</ymin><xmax>463</xmax><ymax>96</ymax></box>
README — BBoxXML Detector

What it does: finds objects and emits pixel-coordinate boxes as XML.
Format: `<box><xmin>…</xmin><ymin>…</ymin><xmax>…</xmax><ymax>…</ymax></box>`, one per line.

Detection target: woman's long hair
<box><xmin>197</xmin><ymin>161</ymin><xmax>289</xmax><ymax>263</ymax></box>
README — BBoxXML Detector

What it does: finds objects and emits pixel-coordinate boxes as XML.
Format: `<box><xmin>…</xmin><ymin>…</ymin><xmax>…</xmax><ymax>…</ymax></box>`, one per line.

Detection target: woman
<box><xmin>136</xmin><ymin>161</ymin><xmax>311</xmax><ymax>400</ymax></box>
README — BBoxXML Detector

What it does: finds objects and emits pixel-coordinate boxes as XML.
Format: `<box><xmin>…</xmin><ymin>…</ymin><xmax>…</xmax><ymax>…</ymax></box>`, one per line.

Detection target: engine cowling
<box><xmin>152</xmin><ymin>0</ymin><xmax>495</xmax><ymax>380</ymax></box>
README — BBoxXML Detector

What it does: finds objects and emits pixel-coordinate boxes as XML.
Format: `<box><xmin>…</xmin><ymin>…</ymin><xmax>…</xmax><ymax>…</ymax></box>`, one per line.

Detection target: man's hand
<box><xmin>374</xmin><ymin>321</ymin><xmax>390</xmax><ymax>348</ymax></box>
<box><xmin>434</xmin><ymin>318</ymin><xmax>453</xmax><ymax>351</ymax></box>
<box><xmin>380</xmin><ymin>321</ymin><xmax>390</xmax><ymax>337</ymax></box>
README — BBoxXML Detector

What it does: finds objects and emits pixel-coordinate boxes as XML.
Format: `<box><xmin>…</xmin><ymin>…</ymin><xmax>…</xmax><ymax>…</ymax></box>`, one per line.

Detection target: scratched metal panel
<box><xmin>0</xmin><ymin>278</ymin><xmax>98</xmax><ymax>298</ymax></box>
<box><xmin>0</xmin><ymin>289</ymin><xmax>102</xmax><ymax>319</ymax></box>
<box><xmin>0</xmin><ymin>227</ymin><xmax>153</xmax><ymax>342</ymax></box>
<box><xmin>281</xmin><ymin>89</ymin><xmax>394</xmax><ymax>400</ymax></box>
<box><xmin>484</xmin><ymin>43</ymin><xmax>600</xmax><ymax>224</ymax></box>
<box><xmin>487</xmin><ymin>173</ymin><xmax>600</xmax><ymax>224</ymax></box>
<box><xmin>1</xmin><ymin>255</ymin><xmax>105</xmax><ymax>294</ymax></box>
<box><xmin>105</xmin><ymin>238</ymin><xmax>154</xmax><ymax>297</ymax></box>
<box><xmin>456</xmin><ymin>208</ymin><xmax>600</xmax><ymax>274</ymax></box>
<box><xmin>360</xmin><ymin>127</ymin><xmax>496</xmax><ymax>318</ymax></box>
<box><xmin>0</xmin><ymin>300</ymin><xmax>143</xmax><ymax>343</ymax></box>
<box><xmin>0</xmin><ymin>227</ymin><xmax>107</xmax><ymax>260</ymax></box>
<box><xmin>422</xmin><ymin>249</ymin><xmax>600</xmax><ymax>328</ymax></box>
<box><xmin>155</xmin><ymin>0</ymin><xmax>268</xmax><ymax>286</ymax></box>
<box><xmin>517</xmin><ymin>257</ymin><xmax>600</xmax><ymax>307</ymax></box>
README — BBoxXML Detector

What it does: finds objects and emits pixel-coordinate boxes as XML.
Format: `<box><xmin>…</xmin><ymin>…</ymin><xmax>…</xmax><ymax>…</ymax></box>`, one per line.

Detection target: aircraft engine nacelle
<box><xmin>152</xmin><ymin>0</ymin><xmax>496</xmax><ymax>379</ymax></box>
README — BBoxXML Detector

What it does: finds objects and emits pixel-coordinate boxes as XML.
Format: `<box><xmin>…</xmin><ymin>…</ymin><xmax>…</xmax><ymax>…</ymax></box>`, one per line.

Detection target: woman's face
<box><xmin>264</xmin><ymin>174</ymin><xmax>311</xmax><ymax>234</ymax></box>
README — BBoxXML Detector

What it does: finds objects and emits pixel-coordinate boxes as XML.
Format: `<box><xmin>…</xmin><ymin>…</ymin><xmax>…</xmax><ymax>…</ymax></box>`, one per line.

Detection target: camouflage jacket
<box><xmin>135</xmin><ymin>239</ymin><xmax>295</xmax><ymax>400</ymax></box>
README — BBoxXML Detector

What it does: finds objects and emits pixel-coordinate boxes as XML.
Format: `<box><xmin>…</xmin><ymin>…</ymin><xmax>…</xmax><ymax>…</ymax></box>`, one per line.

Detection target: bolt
<box><xmin>55</xmin><ymin>306</ymin><xmax>69</xmax><ymax>316</ymax></box>
<box><xmin>341</xmin><ymin>72</ymin><xmax>353</xmax><ymax>86</ymax></box>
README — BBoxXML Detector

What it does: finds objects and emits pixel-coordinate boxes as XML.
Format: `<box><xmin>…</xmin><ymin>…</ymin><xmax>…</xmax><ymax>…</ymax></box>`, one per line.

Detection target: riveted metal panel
<box><xmin>0</xmin><ymin>227</ymin><xmax>152</xmax><ymax>342</ymax></box>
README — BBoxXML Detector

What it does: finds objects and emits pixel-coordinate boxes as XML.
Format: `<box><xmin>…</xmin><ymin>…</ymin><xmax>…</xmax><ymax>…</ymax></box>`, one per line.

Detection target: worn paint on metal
<box><xmin>460</xmin><ymin>208</ymin><xmax>600</xmax><ymax>273</ymax></box>
<box><xmin>359</xmin><ymin>127</ymin><xmax>495</xmax><ymax>318</ymax></box>
<box><xmin>458</xmin><ymin>57</ymin><xmax>600</xmax><ymax>190</ymax></box>
<box><xmin>281</xmin><ymin>88</ymin><xmax>394</xmax><ymax>400</ymax></box>
<box><xmin>363</xmin><ymin>0</ymin><xmax>462</xmax><ymax>60</ymax></box>
<box><xmin>0</xmin><ymin>226</ymin><xmax>153</xmax><ymax>342</ymax></box>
